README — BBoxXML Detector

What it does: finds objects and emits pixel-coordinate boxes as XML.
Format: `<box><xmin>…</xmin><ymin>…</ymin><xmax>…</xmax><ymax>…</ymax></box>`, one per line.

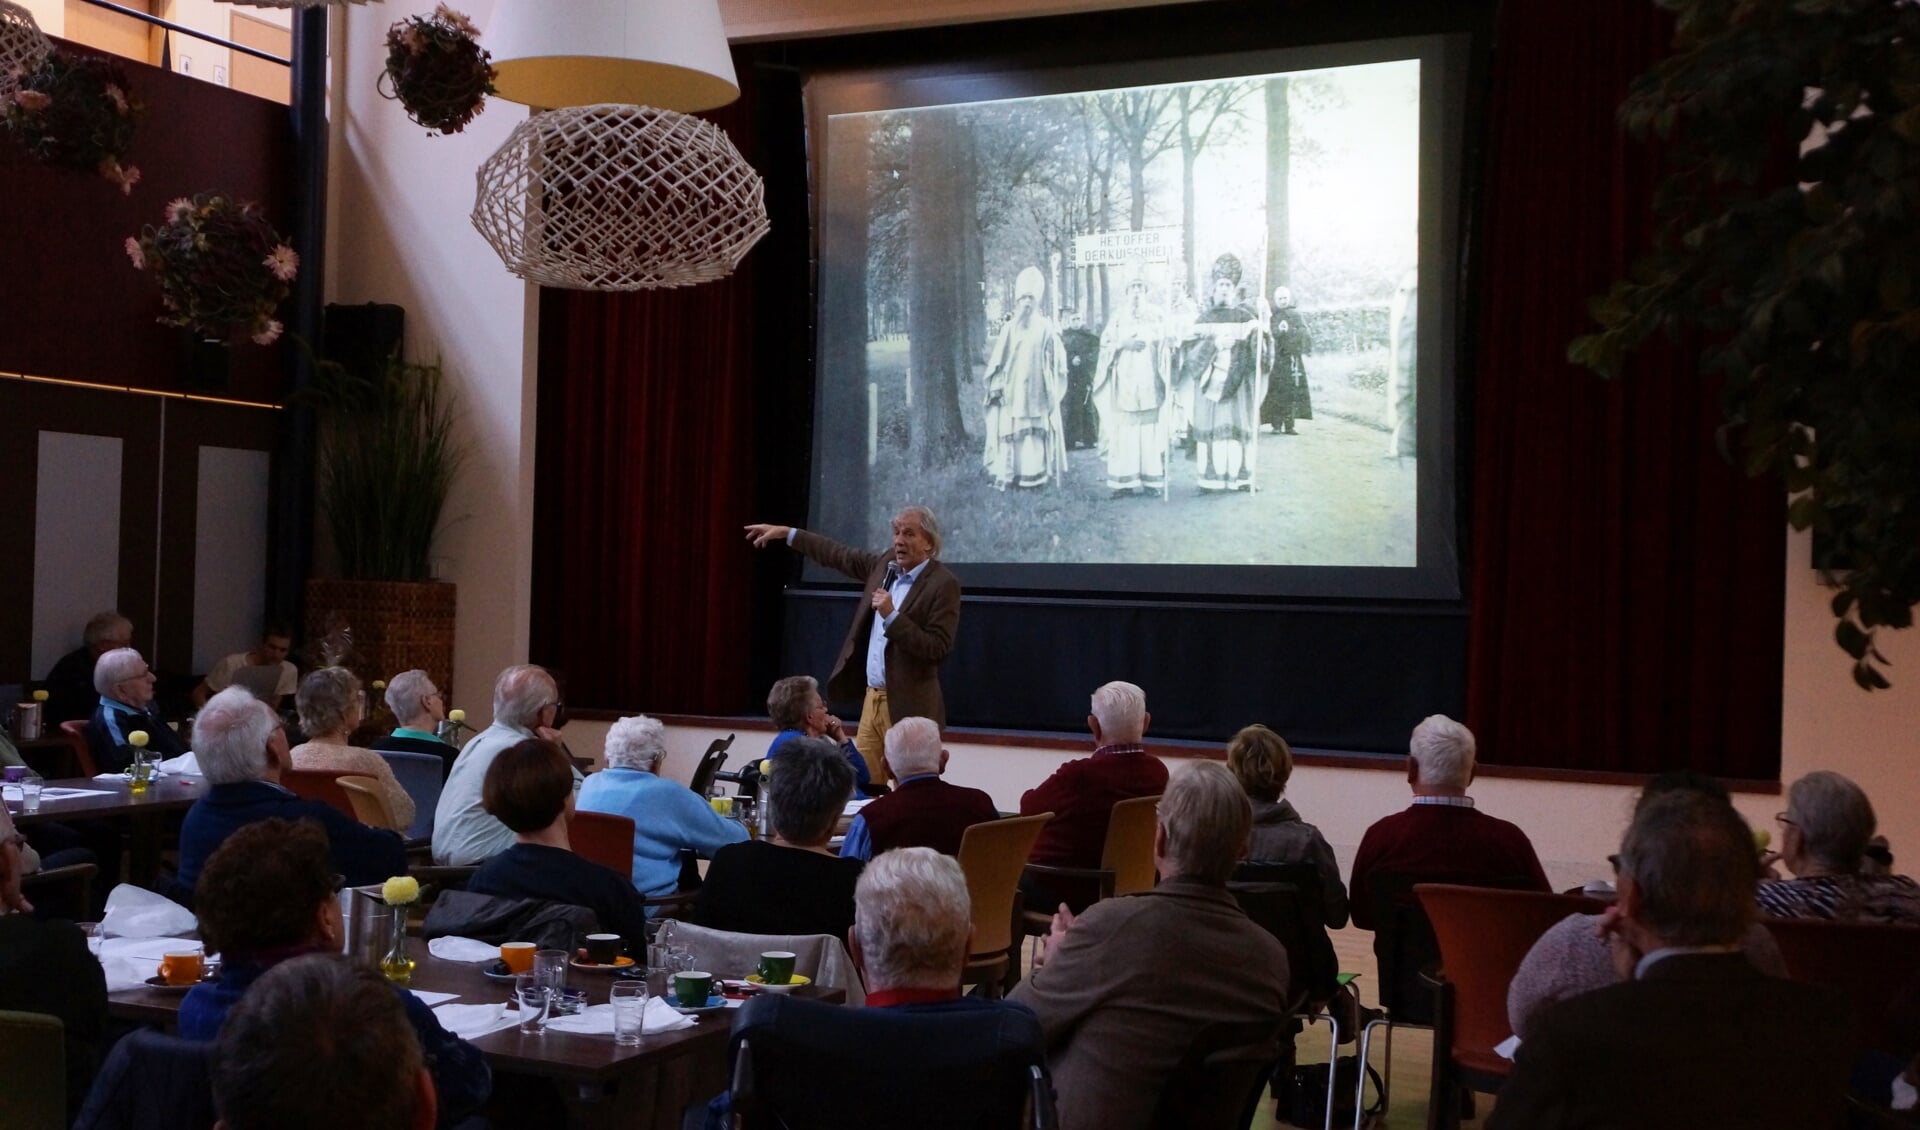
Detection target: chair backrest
<box><xmin>1416</xmin><ymin>883</ymin><xmax>1606</xmax><ymax>1058</ymax></box>
<box><xmin>1228</xmin><ymin>859</ymin><xmax>1335</xmax><ymax>1005</ymax></box>
<box><xmin>279</xmin><ymin>767</ymin><xmax>357</xmax><ymax>818</ymax></box>
<box><xmin>655</xmin><ymin>920</ymin><xmax>866</xmax><ymax>1006</ymax></box>
<box><xmin>336</xmin><ymin>775</ymin><xmax>399</xmax><ymax>831</ymax></box>
<box><xmin>58</xmin><ymin>719</ymin><xmax>98</xmax><ymax>778</ymax></box>
<box><xmin>20</xmin><ymin>862</ymin><xmax>97</xmax><ymax>924</ymax></box>
<box><xmin>728</xmin><ymin>993</ymin><xmax>1049</xmax><ymax>1130</ymax></box>
<box><xmin>688</xmin><ymin>733</ymin><xmax>736</xmax><ymax>798</ymax></box>
<box><xmin>1149</xmin><ymin>1017</ymin><xmax>1284</xmax><ymax>1130</ymax></box>
<box><xmin>1762</xmin><ymin>916</ymin><xmax>1920</xmax><ymax>1054</ymax></box>
<box><xmin>570</xmin><ymin>810</ymin><xmax>636</xmax><ymax>878</ymax></box>
<box><xmin>0</xmin><ymin>1009</ymin><xmax>65</xmax><ymax>1130</ymax></box>
<box><xmin>378</xmin><ymin>749</ymin><xmax>444</xmax><ymax>840</ymax></box>
<box><xmin>959</xmin><ymin>813</ymin><xmax>1053</xmax><ymax>959</ymax></box>
<box><xmin>73</xmin><ymin>1026</ymin><xmax>217</xmax><ymax>1130</ymax></box>
<box><xmin>1100</xmin><ymin>794</ymin><xmax>1162</xmax><ymax>896</ymax></box>
<box><xmin>1368</xmin><ymin>870</ymin><xmax>1537</xmax><ymax>1025</ymax></box>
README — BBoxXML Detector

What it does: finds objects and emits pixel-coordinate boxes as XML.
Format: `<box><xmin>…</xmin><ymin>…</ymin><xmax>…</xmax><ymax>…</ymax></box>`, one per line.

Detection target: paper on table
<box><xmin>408</xmin><ymin>989</ymin><xmax>459</xmax><ymax>1007</ymax></box>
<box><xmin>426</xmin><ymin>936</ymin><xmax>500</xmax><ymax>963</ymax></box>
<box><xmin>1495</xmin><ymin>1035</ymin><xmax>1521</xmax><ymax>1060</ymax></box>
<box><xmin>39</xmin><ymin>787</ymin><xmax>114</xmax><ymax>800</ymax></box>
<box><xmin>432</xmin><ymin>1002</ymin><xmax>520</xmax><ymax>1040</ymax></box>
<box><xmin>543</xmin><ymin>1003</ymin><xmax>617</xmax><ymax>1035</ymax></box>
<box><xmin>156</xmin><ymin>753</ymin><xmax>200</xmax><ymax>776</ymax></box>
<box><xmin>93</xmin><ymin>769</ymin><xmax>170</xmax><ymax>782</ymax></box>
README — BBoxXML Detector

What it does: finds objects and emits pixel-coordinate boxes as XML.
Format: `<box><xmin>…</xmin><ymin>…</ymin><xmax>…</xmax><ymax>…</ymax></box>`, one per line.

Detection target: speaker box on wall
<box><xmin>322</xmin><ymin>302</ymin><xmax>406</xmax><ymax>382</ymax></box>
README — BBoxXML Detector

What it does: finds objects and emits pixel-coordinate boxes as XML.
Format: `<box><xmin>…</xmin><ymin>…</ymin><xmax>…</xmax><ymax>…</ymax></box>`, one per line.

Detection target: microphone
<box><xmin>881</xmin><ymin>561</ymin><xmax>899</xmax><ymax>591</ymax></box>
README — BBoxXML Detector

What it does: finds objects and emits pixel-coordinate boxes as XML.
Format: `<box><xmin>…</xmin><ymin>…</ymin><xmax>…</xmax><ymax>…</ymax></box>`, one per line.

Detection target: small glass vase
<box><xmin>127</xmin><ymin>750</ymin><xmax>152</xmax><ymax>795</ymax></box>
<box><xmin>380</xmin><ymin>905</ymin><xmax>415</xmax><ymax>984</ymax></box>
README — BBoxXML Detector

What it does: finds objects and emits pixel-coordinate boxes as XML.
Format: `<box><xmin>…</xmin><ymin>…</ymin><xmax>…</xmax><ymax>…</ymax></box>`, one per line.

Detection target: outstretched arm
<box><xmin>743</xmin><ymin>523</ymin><xmax>792</xmax><ymax>548</ymax></box>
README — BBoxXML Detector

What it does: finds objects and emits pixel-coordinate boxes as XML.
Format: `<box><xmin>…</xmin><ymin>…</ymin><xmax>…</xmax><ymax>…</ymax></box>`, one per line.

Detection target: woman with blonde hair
<box><xmin>1225</xmin><ymin>723</ymin><xmax>1347</xmax><ymax>927</ymax></box>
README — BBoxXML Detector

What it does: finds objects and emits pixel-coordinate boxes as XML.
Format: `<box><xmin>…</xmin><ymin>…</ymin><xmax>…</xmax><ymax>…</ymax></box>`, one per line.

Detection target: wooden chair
<box><xmin>336</xmin><ymin>775</ymin><xmax>404</xmax><ymax>833</ymax></box>
<box><xmin>687</xmin><ymin>733</ymin><xmax>736</xmax><ymax>798</ymax></box>
<box><xmin>570</xmin><ymin>809</ymin><xmax>635</xmax><ymax>877</ymax></box>
<box><xmin>57</xmin><ymin>719</ymin><xmax>99</xmax><ymax>779</ymax></box>
<box><xmin>956</xmin><ymin>812</ymin><xmax>1052</xmax><ymax>996</ymax></box>
<box><xmin>1762</xmin><ymin>916</ymin><xmax>1920</xmax><ymax>1056</ymax></box>
<box><xmin>1415</xmin><ymin>884</ymin><xmax>1606</xmax><ymax>1130</ymax></box>
<box><xmin>279</xmin><ymin>768</ymin><xmax>357</xmax><ymax>819</ymax></box>
<box><xmin>1150</xmin><ymin>1017</ymin><xmax>1285</xmax><ymax>1130</ymax></box>
<box><xmin>0</xmin><ymin>1009</ymin><xmax>66</xmax><ymax>1130</ymax></box>
<box><xmin>1022</xmin><ymin>794</ymin><xmax>1161</xmax><ymax>934</ymax></box>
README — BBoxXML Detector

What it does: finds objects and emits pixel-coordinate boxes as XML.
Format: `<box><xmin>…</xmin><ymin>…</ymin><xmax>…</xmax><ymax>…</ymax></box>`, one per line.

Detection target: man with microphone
<box><xmin>745</xmin><ymin>507</ymin><xmax>961</xmax><ymax>785</ymax></box>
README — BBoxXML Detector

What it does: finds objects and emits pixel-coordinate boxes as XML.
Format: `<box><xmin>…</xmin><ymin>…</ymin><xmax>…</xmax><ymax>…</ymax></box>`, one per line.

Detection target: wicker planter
<box><xmin>304</xmin><ymin>578</ymin><xmax>456</xmax><ymax>702</ymax></box>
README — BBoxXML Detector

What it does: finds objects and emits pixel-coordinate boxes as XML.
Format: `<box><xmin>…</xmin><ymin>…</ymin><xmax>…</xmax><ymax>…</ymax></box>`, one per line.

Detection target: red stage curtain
<box><xmin>1464</xmin><ymin>0</ymin><xmax>1784</xmax><ymax>778</ymax></box>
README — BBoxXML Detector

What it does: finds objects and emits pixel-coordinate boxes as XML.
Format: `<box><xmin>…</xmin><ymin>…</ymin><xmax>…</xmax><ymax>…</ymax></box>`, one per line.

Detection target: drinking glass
<box><xmin>76</xmin><ymin>922</ymin><xmax>102</xmax><ymax>960</ymax></box>
<box><xmin>19</xmin><ymin>777</ymin><xmax>40</xmax><ymax>813</ymax></box>
<box><xmin>533</xmin><ymin>948</ymin><xmax>569</xmax><ymax>992</ymax></box>
<box><xmin>670</xmin><ymin>947</ymin><xmax>695</xmax><ymax>975</ymax></box>
<box><xmin>513</xmin><ymin>972</ymin><xmax>549</xmax><ymax>1034</ymax></box>
<box><xmin>611</xmin><ymin>981</ymin><xmax>648</xmax><ymax>1046</ymax></box>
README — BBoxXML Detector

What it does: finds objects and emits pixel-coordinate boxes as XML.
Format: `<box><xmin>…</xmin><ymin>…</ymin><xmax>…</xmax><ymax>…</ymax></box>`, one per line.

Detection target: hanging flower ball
<box><xmin>0</xmin><ymin>1</ymin><xmax>50</xmax><ymax>105</ymax></box>
<box><xmin>129</xmin><ymin>192</ymin><xmax>296</xmax><ymax>343</ymax></box>
<box><xmin>380</xmin><ymin>4</ymin><xmax>496</xmax><ymax>136</ymax></box>
<box><xmin>2</xmin><ymin>49</ymin><xmax>141</xmax><ymax>192</ymax></box>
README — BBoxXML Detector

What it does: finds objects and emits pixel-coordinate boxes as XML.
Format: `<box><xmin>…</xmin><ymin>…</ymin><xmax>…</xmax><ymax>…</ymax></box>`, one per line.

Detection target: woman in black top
<box><xmin>468</xmin><ymin>738</ymin><xmax>652</xmax><ymax>947</ymax></box>
<box><xmin>697</xmin><ymin>736</ymin><xmax>864</xmax><ymax>941</ymax></box>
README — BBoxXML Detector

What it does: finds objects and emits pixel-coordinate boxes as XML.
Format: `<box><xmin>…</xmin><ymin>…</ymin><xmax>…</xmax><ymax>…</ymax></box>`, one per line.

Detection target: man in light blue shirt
<box><xmin>432</xmin><ymin>665</ymin><xmax>580</xmax><ymax>866</ymax></box>
<box><xmin>577</xmin><ymin>713</ymin><xmax>747</xmax><ymax>899</ymax></box>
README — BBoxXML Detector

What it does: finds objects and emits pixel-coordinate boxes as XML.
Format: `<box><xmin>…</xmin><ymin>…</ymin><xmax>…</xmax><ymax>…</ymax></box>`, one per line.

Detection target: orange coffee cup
<box><xmin>501</xmin><ymin>942</ymin><xmax>537</xmax><ymax>974</ymax></box>
<box><xmin>159</xmin><ymin>950</ymin><xmax>205</xmax><ymax>986</ymax></box>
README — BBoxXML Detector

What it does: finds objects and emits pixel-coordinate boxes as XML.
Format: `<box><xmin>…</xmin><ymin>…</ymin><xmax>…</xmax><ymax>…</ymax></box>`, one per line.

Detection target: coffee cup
<box><xmin>500</xmin><ymin>941</ymin><xmax>537</xmax><ymax>974</ymax></box>
<box><xmin>159</xmin><ymin>950</ymin><xmax>205</xmax><ymax>986</ymax></box>
<box><xmin>673</xmin><ymin>970</ymin><xmax>714</xmax><ymax>1006</ymax></box>
<box><xmin>756</xmin><ymin>951</ymin><xmax>797</xmax><ymax>985</ymax></box>
<box><xmin>583</xmin><ymin>933</ymin><xmax>622</xmax><ymax>965</ymax></box>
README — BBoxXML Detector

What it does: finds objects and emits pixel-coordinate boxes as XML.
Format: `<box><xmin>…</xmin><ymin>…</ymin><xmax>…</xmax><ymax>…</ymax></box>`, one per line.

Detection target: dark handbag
<box><xmin>1286</xmin><ymin>1055</ymin><xmax>1385</xmax><ymax>1127</ymax></box>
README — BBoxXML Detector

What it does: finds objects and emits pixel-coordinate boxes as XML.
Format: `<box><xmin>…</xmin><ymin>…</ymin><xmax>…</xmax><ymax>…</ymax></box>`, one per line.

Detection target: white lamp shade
<box><xmin>486</xmin><ymin>0</ymin><xmax>738</xmax><ymax>113</ymax></box>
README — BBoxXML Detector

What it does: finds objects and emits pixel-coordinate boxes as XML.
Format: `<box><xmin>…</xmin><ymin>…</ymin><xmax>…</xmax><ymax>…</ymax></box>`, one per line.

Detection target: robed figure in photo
<box><xmin>1261</xmin><ymin>286</ymin><xmax>1313</xmax><ymax>434</ymax></box>
<box><xmin>1092</xmin><ymin>274</ymin><xmax>1170</xmax><ymax>496</ymax></box>
<box><xmin>1182</xmin><ymin>254</ymin><xmax>1263</xmax><ymax>492</ymax></box>
<box><xmin>983</xmin><ymin>266</ymin><xmax>1069</xmax><ymax>490</ymax></box>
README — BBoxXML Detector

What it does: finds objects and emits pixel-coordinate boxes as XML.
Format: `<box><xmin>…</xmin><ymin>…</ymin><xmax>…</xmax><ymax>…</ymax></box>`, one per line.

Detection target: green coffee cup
<box><xmin>673</xmin><ymin>970</ymin><xmax>714</xmax><ymax>1006</ymax></box>
<box><xmin>757</xmin><ymin>951</ymin><xmax>797</xmax><ymax>985</ymax></box>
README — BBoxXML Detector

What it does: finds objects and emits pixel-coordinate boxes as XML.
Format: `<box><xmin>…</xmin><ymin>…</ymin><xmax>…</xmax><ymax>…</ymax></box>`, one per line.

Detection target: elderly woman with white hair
<box><xmin>371</xmin><ymin>669</ymin><xmax>454</xmax><ymax>777</ymax></box>
<box><xmin>86</xmin><ymin>646</ymin><xmax>189</xmax><ymax>773</ymax></box>
<box><xmin>287</xmin><ymin>667</ymin><xmax>414</xmax><ymax>832</ymax></box>
<box><xmin>575</xmin><ymin>714</ymin><xmax>747</xmax><ymax>900</ymax></box>
<box><xmin>1760</xmin><ymin>770</ymin><xmax>1920</xmax><ymax>924</ymax></box>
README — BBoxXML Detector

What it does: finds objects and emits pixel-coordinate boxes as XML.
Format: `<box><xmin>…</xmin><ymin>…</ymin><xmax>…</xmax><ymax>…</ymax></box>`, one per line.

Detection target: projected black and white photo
<box><xmin>817</xmin><ymin>59</ymin><xmax>1422</xmax><ymax>569</ymax></box>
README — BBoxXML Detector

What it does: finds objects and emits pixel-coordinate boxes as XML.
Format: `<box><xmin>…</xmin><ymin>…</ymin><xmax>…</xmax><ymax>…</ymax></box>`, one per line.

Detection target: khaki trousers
<box><xmin>854</xmin><ymin>686</ymin><xmax>893</xmax><ymax>784</ymax></box>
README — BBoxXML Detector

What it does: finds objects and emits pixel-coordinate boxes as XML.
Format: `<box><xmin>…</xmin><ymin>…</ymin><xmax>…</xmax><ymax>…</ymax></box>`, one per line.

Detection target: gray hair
<box><xmin>1090</xmin><ymin>680</ymin><xmax>1147</xmax><ymax>744</ymax></box>
<box><xmin>883</xmin><ymin>716</ymin><xmax>942</xmax><ymax>779</ymax></box>
<box><xmin>1409</xmin><ymin>714</ymin><xmax>1475</xmax><ymax>789</ymax></box>
<box><xmin>1787</xmin><ymin>771</ymin><xmax>1877</xmax><ymax>873</ymax></box>
<box><xmin>1619</xmin><ymin>790</ymin><xmax>1755</xmax><ymax>946</ymax></box>
<box><xmin>296</xmin><ymin>667</ymin><xmax>362</xmax><ymax>737</ymax></box>
<box><xmin>492</xmin><ymin>664</ymin><xmax>557</xmax><ymax>730</ymax></box>
<box><xmin>767</xmin><ymin>737</ymin><xmax>855</xmax><ymax>845</ymax></box>
<box><xmin>84</xmin><ymin>611</ymin><xmax>132</xmax><ymax>650</ymax></box>
<box><xmin>604</xmin><ymin>714</ymin><xmax>667</xmax><ymax>772</ymax></box>
<box><xmin>93</xmin><ymin>647</ymin><xmax>148</xmax><ymax>696</ymax></box>
<box><xmin>766</xmin><ymin>675</ymin><xmax>819</xmax><ymax>731</ymax></box>
<box><xmin>195</xmin><ymin>687</ymin><xmax>279</xmax><ymax>785</ymax></box>
<box><xmin>1158</xmin><ymin>761</ymin><xmax>1249</xmax><ymax>885</ymax></box>
<box><xmin>853</xmin><ymin>847</ymin><xmax>972</xmax><ymax>990</ymax></box>
<box><xmin>895</xmin><ymin>506</ymin><xmax>942</xmax><ymax>557</ymax></box>
<box><xmin>384</xmin><ymin>669</ymin><xmax>437</xmax><ymax>726</ymax></box>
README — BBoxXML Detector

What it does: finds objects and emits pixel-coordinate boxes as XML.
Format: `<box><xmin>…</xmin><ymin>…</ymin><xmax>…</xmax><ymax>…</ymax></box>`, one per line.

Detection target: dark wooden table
<box><xmin>11</xmin><ymin>775</ymin><xmax>202</xmax><ymax>886</ymax></box>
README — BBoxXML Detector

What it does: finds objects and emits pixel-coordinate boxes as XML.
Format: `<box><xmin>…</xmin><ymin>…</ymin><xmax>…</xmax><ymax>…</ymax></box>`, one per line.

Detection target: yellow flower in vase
<box><xmin>380</xmin><ymin>875</ymin><xmax>421</xmax><ymax>983</ymax></box>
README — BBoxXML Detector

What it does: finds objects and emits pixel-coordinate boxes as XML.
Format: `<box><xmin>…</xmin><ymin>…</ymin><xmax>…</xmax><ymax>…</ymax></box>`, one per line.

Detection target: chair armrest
<box><xmin>21</xmin><ymin>861</ymin><xmax>98</xmax><ymax>887</ymax></box>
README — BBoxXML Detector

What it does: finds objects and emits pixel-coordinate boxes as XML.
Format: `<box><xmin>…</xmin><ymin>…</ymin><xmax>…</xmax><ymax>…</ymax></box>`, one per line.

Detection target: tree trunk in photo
<box><xmin>907</xmin><ymin>107</ymin><xmax>973</xmax><ymax>468</ymax></box>
<box><xmin>1265</xmin><ymin>76</ymin><xmax>1292</xmax><ymax>291</ymax></box>
<box><xmin>1180</xmin><ymin>89</ymin><xmax>1198</xmax><ymax>292</ymax></box>
<box><xmin>819</xmin><ymin>111</ymin><xmax>873</xmax><ymax>536</ymax></box>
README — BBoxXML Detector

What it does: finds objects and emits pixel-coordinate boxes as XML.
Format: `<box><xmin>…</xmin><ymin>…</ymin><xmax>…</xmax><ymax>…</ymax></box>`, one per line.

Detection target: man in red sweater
<box><xmin>839</xmin><ymin>717</ymin><xmax>999</xmax><ymax>861</ymax></box>
<box><xmin>1348</xmin><ymin>714</ymin><xmax>1549</xmax><ymax>930</ymax></box>
<box><xmin>1020</xmin><ymin>681</ymin><xmax>1170</xmax><ymax>911</ymax></box>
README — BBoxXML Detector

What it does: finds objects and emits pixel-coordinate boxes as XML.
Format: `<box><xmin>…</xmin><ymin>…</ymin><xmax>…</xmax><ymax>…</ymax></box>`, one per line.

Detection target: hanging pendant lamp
<box><xmin>485</xmin><ymin>0</ymin><xmax>737</xmax><ymax>113</ymax></box>
<box><xmin>0</xmin><ymin>0</ymin><xmax>51</xmax><ymax>101</ymax></box>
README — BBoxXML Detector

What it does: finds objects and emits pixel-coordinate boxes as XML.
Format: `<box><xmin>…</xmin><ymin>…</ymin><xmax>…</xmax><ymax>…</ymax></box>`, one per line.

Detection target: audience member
<box><xmin>1011</xmin><ymin>761</ymin><xmax>1290</xmax><ymax>1130</ymax></box>
<box><xmin>575</xmin><ymin>714</ymin><xmax>747</xmax><ymax>899</ymax></box>
<box><xmin>433</xmin><ymin>665</ymin><xmax>580</xmax><ymax>866</ymax></box>
<box><xmin>212</xmin><ymin>955</ymin><xmax>438</xmax><ymax>1130</ymax></box>
<box><xmin>1507</xmin><ymin>771</ymin><xmax>1786</xmax><ymax>1040</ymax></box>
<box><xmin>41</xmin><ymin>610</ymin><xmax>131</xmax><ymax>724</ymax></box>
<box><xmin>1226</xmin><ymin>723</ymin><xmax>1349</xmax><ymax>926</ymax></box>
<box><xmin>467</xmin><ymin>738</ymin><xmax>651</xmax><ymax>945</ymax></box>
<box><xmin>372</xmin><ymin>669</ymin><xmax>455</xmax><ymax>776</ymax></box>
<box><xmin>0</xmin><ymin>804</ymin><xmax>107</xmax><ymax>1116</ymax></box>
<box><xmin>764</xmin><ymin>674</ymin><xmax>883</xmax><ymax>796</ymax></box>
<box><xmin>698</xmin><ymin>737</ymin><xmax>865</xmax><ymax>940</ymax></box>
<box><xmin>176</xmin><ymin>687</ymin><xmax>406</xmax><ymax>895</ymax></box>
<box><xmin>181</xmin><ymin>819</ymin><xmax>489</xmax><ymax>1123</ymax></box>
<box><xmin>190</xmin><ymin>625</ymin><xmax>297</xmax><ymax>709</ymax></box>
<box><xmin>1019</xmin><ymin>680</ymin><xmax>1170</xmax><ymax>911</ymax></box>
<box><xmin>1488</xmin><ymin>792</ymin><xmax>1852</xmax><ymax>1130</ymax></box>
<box><xmin>841</xmin><ymin>716</ymin><xmax>998</xmax><ymax>861</ymax></box>
<box><xmin>86</xmin><ymin>646</ymin><xmax>189</xmax><ymax>773</ymax></box>
<box><xmin>1759</xmin><ymin>770</ymin><xmax>1920</xmax><ymax>924</ymax></box>
<box><xmin>287</xmin><ymin>667</ymin><xmax>414</xmax><ymax>831</ymax></box>
<box><xmin>1348</xmin><ymin>714</ymin><xmax>1548</xmax><ymax>929</ymax></box>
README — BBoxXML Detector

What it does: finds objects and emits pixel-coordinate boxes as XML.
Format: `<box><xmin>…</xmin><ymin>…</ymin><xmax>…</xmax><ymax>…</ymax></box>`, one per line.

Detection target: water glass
<box><xmin>19</xmin><ymin>777</ymin><xmax>41</xmax><ymax>814</ymax></box>
<box><xmin>611</xmin><ymin>981</ymin><xmax>648</xmax><ymax>1046</ymax></box>
<box><xmin>533</xmin><ymin>948</ymin><xmax>569</xmax><ymax>992</ymax></box>
<box><xmin>513</xmin><ymin>973</ymin><xmax>550</xmax><ymax>1034</ymax></box>
<box><xmin>670</xmin><ymin>946</ymin><xmax>695</xmax><ymax>975</ymax></box>
<box><xmin>76</xmin><ymin>921</ymin><xmax>102</xmax><ymax>959</ymax></box>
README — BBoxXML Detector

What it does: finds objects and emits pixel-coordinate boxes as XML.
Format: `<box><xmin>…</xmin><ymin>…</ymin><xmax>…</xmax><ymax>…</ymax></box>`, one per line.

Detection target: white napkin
<box><xmin>156</xmin><ymin>753</ymin><xmax>200</xmax><ymax>776</ymax></box>
<box><xmin>426</xmin><ymin>936</ymin><xmax>500</xmax><ymax>963</ymax></box>
<box><xmin>642</xmin><ymin>995</ymin><xmax>699</xmax><ymax>1033</ymax></box>
<box><xmin>1494</xmin><ymin>1035</ymin><xmax>1521</xmax><ymax>1060</ymax></box>
<box><xmin>544</xmin><ymin>1003</ymin><xmax>618</xmax><ymax>1035</ymax></box>
<box><xmin>407</xmin><ymin>989</ymin><xmax>459</xmax><ymax>1007</ymax></box>
<box><xmin>432</xmin><ymin>1001</ymin><xmax>520</xmax><ymax>1040</ymax></box>
<box><xmin>93</xmin><ymin>767</ymin><xmax>169</xmax><ymax>782</ymax></box>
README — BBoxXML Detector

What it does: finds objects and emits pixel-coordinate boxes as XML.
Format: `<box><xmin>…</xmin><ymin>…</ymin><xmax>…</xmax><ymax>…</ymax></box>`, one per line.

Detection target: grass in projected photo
<box><xmin>829</xmin><ymin>58</ymin><xmax>1422</xmax><ymax>568</ymax></box>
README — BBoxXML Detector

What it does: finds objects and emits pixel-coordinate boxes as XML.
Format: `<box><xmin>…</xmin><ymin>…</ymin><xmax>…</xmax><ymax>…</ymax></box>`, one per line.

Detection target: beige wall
<box><xmin>716</xmin><ymin>0</ymin><xmax>1206</xmax><ymax>41</ymax></box>
<box><xmin>324</xmin><ymin>0</ymin><xmax>536</xmax><ymax>731</ymax></box>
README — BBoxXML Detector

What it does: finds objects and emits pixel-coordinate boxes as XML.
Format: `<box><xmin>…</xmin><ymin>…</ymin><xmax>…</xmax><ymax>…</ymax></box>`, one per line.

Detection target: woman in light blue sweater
<box><xmin>577</xmin><ymin>714</ymin><xmax>749</xmax><ymax>898</ymax></box>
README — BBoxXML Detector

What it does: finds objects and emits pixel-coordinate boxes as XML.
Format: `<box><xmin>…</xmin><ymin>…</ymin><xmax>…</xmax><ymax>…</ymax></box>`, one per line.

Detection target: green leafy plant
<box><xmin>309</xmin><ymin>356</ymin><xmax>466</xmax><ymax>581</ymax></box>
<box><xmin>1568</xmin><ymin>0</ymin><xmax>1920</xmax><ymax>689</ymax></box>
